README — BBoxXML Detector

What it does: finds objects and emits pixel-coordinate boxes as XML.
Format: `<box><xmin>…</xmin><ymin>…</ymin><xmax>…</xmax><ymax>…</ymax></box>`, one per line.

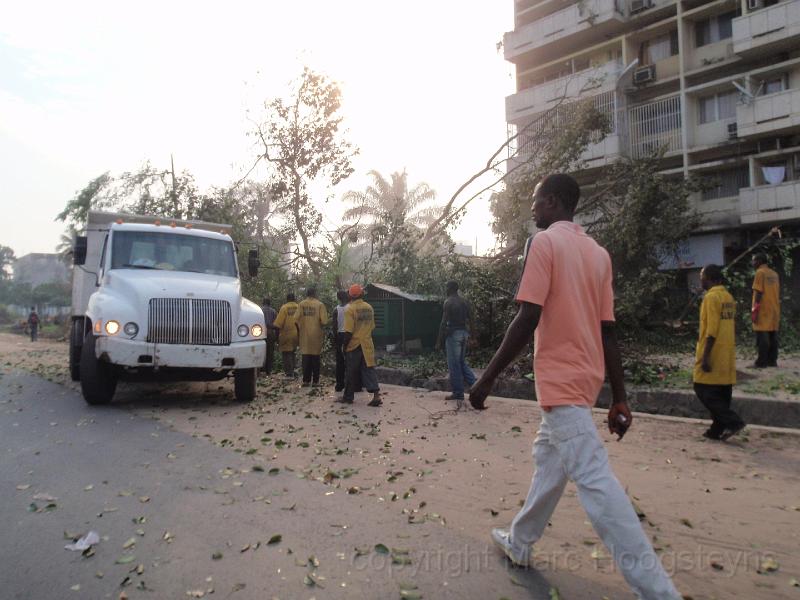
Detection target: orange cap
<box><xmin>348</xmin><ymin>284</ymin><xmax>363</xmax><ymax>298</ymax></box>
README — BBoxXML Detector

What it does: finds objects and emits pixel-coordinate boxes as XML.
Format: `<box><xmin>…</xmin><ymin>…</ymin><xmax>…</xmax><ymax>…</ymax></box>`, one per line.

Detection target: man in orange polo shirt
<box><xmin>751</xmin><ymin>253</ymin><xmax>780</xmax><ymax>368</ymax></box>
<box><xmin>470</xmin><ymin>174</ymin><xmax>680</xmax><ymax>600</ymax></box>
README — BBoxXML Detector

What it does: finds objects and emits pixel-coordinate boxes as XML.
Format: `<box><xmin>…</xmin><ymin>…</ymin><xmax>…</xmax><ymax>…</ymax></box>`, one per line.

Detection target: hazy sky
<box><xmin>0</xmin><ymin>1</ymin><xmax>514</xmax><ymax>258</ymax></box>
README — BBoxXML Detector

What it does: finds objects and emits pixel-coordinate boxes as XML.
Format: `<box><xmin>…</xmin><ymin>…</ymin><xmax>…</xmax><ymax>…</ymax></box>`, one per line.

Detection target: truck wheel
<box><xmin>234</xmin><ymin>368</ymin><xmax>257</xmax><ymax>402</ymax></box>
<box><xmin>80</xmin><ymin>334</ymin><xmax>117</xmax><ymax>405</ymax></box>
<box><xmin>69</xmin><ymin>319</ymin><xmax>84</xmax><ymax>381</ymax></box>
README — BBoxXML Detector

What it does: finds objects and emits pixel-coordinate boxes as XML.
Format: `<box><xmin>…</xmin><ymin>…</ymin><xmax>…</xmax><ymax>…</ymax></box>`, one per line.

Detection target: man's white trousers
<box><xmin>509</xmin><ymin>405</ymin><xmax>680</xmax><ymax>600</ymax></box>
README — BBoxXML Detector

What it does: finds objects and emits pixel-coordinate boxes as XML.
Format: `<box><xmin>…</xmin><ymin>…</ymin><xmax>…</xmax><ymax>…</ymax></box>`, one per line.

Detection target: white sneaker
<box><xmin>491</xmin><ymin>528</ymin><xmax>530</xmax><ymax>567</ymax></box>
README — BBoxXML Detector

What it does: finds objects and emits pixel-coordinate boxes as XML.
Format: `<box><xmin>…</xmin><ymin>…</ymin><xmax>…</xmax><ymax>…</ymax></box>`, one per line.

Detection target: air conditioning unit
<box><xmin>630</xmin><ymin>0</ymin><xmax>654</xmax><ymax>14</ymax></box>
<box><xmin>633</xmin><ymin>65</ymin><xmax>656</xmax><ymax>84</ymax></box>
<box><xmin>727</xmin><ymin>122</ymin><xmax>738</xmax><ymax>140</ymax></box>
<box><xmin>747</xmin><ymin>0</ymin><xmax>763</xmax><ymax>10</ymax></box>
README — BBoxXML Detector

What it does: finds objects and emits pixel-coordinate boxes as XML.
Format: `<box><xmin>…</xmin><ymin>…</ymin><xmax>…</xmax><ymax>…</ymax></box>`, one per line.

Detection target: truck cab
<box><xmin>70</xmin><ymin>211</ymin><xmax>265</xmax><ymax>405</ymax></box>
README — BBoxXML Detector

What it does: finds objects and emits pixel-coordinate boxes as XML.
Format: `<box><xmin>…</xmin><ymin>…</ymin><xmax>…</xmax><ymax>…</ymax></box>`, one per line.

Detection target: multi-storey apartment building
<box><xmin>504</xmin><ymin>0</ymin><xmax>800</xmax><ymax>273</ymax></box>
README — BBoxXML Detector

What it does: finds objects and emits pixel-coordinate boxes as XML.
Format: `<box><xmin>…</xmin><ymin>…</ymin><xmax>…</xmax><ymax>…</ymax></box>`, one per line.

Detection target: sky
<box><xmin>0</xmin><ymin>1</ymin><xmax>514</xmax><ymax>259</ymax></box>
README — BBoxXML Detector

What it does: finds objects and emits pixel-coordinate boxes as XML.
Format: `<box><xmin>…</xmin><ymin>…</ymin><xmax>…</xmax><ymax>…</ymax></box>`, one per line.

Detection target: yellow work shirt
<box><xmin>274</xmin><ymin>302</ymin><xmax>299</xmax><ymax>352</ymax></box>
<box><xmin>297</xmin><ymin>297</ymin><xmax>329</xmax><ymax>355</ymax></box>
<box><xmin>693</xmin><ymin>285</ymin><xmax>736</xmax><ymax>386</ymax></box>
<box><xmin>752</xmin><ymin>265</ymin><xmax>780</xmax><ymax>332</ymax></box>
<box><xmin>343</xmin><ymin>298</ymin><xmax>376</xmax><ymax>367</ymax></box>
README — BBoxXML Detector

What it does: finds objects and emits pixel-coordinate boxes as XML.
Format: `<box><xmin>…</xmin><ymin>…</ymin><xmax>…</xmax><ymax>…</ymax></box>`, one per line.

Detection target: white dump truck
<box><xmin>70</xmin><ymin>211</ymin><xmax>265</xmax><ymax>405</ymax></box>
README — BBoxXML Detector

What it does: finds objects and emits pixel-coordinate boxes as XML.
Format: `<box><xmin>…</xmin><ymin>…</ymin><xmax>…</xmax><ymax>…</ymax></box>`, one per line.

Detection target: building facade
<box><xmin>504</xmin><ymin>0</ymin><xmax>800</xmax><ymax>269</ymax></box>
<box><xmin>13</xmin><ymin>253</ymin><xmax>70</xmax><ymax>288</ymax></box>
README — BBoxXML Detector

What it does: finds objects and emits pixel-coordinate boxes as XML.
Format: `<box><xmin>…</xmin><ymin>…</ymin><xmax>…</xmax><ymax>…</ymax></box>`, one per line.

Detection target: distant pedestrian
<box><xmin>469</xmin><ymin>173</ymin><xmax>680</xmax><ymax>599</ymax></box>
<box><xmin>297</xmin><ymin>287</ymin><xmax>329</xmax><ymax>387</ymax></box>
<box><xmin>260</xmin><ymin>298</ymin><xmax>278</xmax><ymax>375</ymax></box>
<box><xmin>436</xmin><ymin>281</ymin><xmax>476</xmax><ymax>406</ymax></box>
<box><xmin>694</xmin><ymin>264</ymin><xmax>745</xmax><ymax>441</ymax></box>
<box><xmin>274</xmin><ymin>293</ymin><xmax>300</xmax><ymax>378</ymax></box>
<box><xmin>332</xmin><ymin>290</ymin><xmax>350</xmax><ymax>392</ymax></box>
<box><xmin>27</xmin><ymin>307</ymin><xmax>40</xmax><ymax>342</ymax></box>
<box><xmin>751</xmin><ymin>253</ymin><xmax>780</xmax><ymax>368</ymax></box>
<box><xmin>338</xmin><ymin>284</ymin><xmax>381</xmax><ymax>407</ymax></box>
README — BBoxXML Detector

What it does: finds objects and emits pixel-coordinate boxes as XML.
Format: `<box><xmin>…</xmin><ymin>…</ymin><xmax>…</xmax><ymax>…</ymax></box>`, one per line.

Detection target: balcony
<box><xmin>732</xmin><ymin>0</ymin><xmax>800</xmax><ymax>56</ymax></box>
<box><xmin>740</xmin><ymin>180</ymin><xmax>800</xmax><ymax>224</ymax></box>
<box><xmin>691</xmin><ymin>118</ymin><xmax>737</xmax><ymax>148</ymax></box>
<box><xmin>504</xmin><ymin>0</ymin><xmax>625</xmax><ymax>64</ymax></box>
<box><xmin>506</xmin><ymin>61</ymin><xmax>622</xmax><ymax>120</ymax></box>
<box><xmin>686</xmin><ymin>41</ymin><xmax>735</xmax><ymax>73</ymax></box>
<box><xmin>736</xmin><ymin>88</ymin><xmax>800</xmax><ymax>138</ymax></box>
<box><xmin>627</xmin><ymin>95</ymin><xmax>683</xmax><ymax>158</ymax></box>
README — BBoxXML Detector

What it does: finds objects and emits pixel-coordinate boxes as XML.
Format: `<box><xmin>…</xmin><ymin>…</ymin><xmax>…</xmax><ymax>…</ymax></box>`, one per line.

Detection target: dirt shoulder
<box><xmin>3</xmin><ymin>332</ymin><xmax>800</xmax><ymax>599</ymax></box>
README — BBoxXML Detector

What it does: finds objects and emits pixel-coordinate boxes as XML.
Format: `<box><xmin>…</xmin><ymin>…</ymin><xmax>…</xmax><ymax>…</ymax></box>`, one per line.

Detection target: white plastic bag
<box><xmin>65</xmin><ymin>530</ymin><xmax>100</xmax><ymax>551</ymax></box>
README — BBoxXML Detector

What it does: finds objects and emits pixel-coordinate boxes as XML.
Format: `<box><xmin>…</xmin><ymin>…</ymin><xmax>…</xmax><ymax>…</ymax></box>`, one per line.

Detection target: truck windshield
<box><xmin>110</xmin><ymin>231</ymin><xmax>238</xmax><ymax>277</ymax></box>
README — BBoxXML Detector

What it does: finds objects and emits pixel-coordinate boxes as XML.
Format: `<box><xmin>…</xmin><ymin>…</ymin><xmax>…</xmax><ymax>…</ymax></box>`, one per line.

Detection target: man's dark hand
<box><xmin>608</xmin><ymin>401</ymin><xmax>632</xmax><ymax>440</ymax></box>
<box><xmin>468</xmin><ymin>379</ymin><xmax>492</xmax><ymax>410</ymax></box>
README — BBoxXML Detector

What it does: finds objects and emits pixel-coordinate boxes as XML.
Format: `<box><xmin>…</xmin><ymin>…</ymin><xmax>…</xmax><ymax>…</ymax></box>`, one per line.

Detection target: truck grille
<box><xmin>147</xmin><ymin>298</ymin><xmax>232</xmax><ymax>345</ymax></box>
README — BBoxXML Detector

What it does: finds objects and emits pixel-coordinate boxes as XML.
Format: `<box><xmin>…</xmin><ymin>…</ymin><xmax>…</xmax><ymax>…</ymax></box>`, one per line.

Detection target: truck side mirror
<box><xmin>74</xmin><ymin>236</ymin><xmax>88</xmax><ymax>265</ymax></box>
<box><xmin>247</xmin><ymin>249</ymin><xmax>260</xmax><ymax>277</ymax></box>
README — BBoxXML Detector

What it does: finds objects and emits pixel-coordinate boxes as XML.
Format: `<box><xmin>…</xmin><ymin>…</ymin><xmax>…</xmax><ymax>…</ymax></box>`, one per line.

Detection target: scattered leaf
<box><xmin>759</xmin><ymin>557</ymin><xmax>779</xmax><ymax>573</ymax></box>
<box><xmin>211</xmin><ymin>552</ymin><xmax>223</xmax><ymax>560</ymax></box>
<box><xmin>122</xmin><ymin>537</ymin><xmax>136</xmax><ymax>549</ymax></box>
<box><xmin>267</xmin><ymin>534</ymin><xmax>282</xmax><ymax>545</ymax></box>
<box><xmin>374</xmin><ymin>543</ymin><xmax>390</xmax><ymax>554</ymax></box>
<box><xmin>679</xmin><ymin>518</ymin><xmax>693</xmax><ymax>529</ymax></box>
<box><xmin>115</xmin><ymin>555</ymin><xmax>136</xmax><ymax>565</ymax></box>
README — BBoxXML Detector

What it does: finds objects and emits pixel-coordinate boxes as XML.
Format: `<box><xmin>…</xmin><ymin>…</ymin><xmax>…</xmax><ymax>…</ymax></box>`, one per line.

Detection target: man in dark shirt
<box><xmin>436</xmin><ymin>281</ymin><xmax>476</xmax><ymax>405</ymax></box>
<box><xmin>260</xmin><ymin>297</ymin><xmax>278</xmax><ymax>375</ymax></box>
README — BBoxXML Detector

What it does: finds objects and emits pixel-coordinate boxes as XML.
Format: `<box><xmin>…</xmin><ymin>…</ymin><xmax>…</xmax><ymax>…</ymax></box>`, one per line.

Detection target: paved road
<box><xmin>1</xmin><ymin>369</ymin><xmax>624</xmax><ymax>600</ymax></box>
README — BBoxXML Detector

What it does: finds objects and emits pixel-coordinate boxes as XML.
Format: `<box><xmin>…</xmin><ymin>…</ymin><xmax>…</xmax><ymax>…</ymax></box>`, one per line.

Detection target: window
<box><xmin>759</xmin><ymin>74</ymin><xmax>787</xmax><ymax>95</ymax></box>
<box><xmin>702</xmin><ymin>166</ymin><xmax>750</xmax><ymax>200</ymax></box>
<box><xmin>695</xmin><ymin>11</ymin><xmax>736</xmax><ymax>47</ymax></box>
<box><xmin>111</xmin><ymin>231</ymin><xmax>238</xmax><ymax>277</ymax></box>
<box><xmin>644</xmin><ymin>30</ymin><xmax>679</xmax><ymax>63</ymax></box>
<box><xmin>698</xmin><ymin>91</ymin><xmax>738</xmax><ymax>124</ymax></box>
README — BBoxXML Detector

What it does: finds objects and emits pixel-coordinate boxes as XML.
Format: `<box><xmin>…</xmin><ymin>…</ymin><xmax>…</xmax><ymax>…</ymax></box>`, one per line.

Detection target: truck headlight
<box><xmin>105</xmin><ymin>320</ymin><xmax>120</xmax><ymax>335</ymax></box>
<box><xmin>124</xmin><ymin>322</ymin><xmax>139</xmax><ymax>336</ymax></box>
<box><xmin>237</xmin><ymin>324</ymin><xmax>250</xmax><ymax>337</ymax></box>
<box><xmin>251</xmin><ymin>324</ymin><xmax>263</xmax><ymax>338</ymax></box>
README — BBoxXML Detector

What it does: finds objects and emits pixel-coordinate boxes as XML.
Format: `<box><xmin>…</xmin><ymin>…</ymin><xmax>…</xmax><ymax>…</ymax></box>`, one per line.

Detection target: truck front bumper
<box><xmin>95</xmin><ymin>337</ymin><xmax>265</xmax><ymax>369</ymax></box>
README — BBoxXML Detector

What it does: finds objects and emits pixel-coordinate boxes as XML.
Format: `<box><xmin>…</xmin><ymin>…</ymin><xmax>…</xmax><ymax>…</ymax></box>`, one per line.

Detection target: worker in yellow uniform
<box><xmin>297</xmin><ymin>286</ymin><xmax>329</xmax><ymax>387</ymax></box>
<box><xmin>274</xmin><ymin>292</ymin><xmax>300</xmax><ymax>378</ymax></box>
<box><xmin>693</xmin><ymin>265</ymin><xmax>745</xmax><ymax>441</ymax></box>
<box><xmin>337</xmin><ymin>284</ymin><xmax>382</xmax><ymax>406</ymax></box>
<box><xmin>751</xmin><ymin>253</ymin><xmax>780</xmax><ymax>368</ymax></box>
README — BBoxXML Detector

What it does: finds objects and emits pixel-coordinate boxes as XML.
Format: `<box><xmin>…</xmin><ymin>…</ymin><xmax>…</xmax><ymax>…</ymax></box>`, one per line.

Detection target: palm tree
<box><xmin>56</xmin><ymin>226</ymin><xmax>78</xmax><ymax>266</ymax></box>
<box><xmin>341</xmin><ymin>170</ymin><xmax>441</xmax><ymax>245</ymax></box>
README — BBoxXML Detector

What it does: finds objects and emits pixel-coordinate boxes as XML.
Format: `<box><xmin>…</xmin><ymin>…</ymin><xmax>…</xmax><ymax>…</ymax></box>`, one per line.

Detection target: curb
<box><xmin>374</xmin><ymin>366</ymin><xmax>800</xmax><ymax>430</ymax></box>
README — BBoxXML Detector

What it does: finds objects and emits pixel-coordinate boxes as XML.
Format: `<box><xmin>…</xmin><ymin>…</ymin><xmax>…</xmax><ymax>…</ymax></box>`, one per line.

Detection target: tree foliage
<box><xmin>583</xmin><ymin>154</ymin><xmax>702</xmax><ymax>331</ymax></box>
<box><xmin>253</xmin><ymin>67</ymin><xmax>358</xmax><ymax>280</ymax></box>
<box><xmin>489</xmin><ymin>99</ymin><xmax>610</xmax><ymax>252</ymax></box>
<box><xmin>487</xmin><ymin>100</ymin><xmax>703</xmax><ymax>334</ymax></box>
<box><xmin>0</xmin><ymin>245</ymin><xmax>15</xmax><ymax>280</ymax></box>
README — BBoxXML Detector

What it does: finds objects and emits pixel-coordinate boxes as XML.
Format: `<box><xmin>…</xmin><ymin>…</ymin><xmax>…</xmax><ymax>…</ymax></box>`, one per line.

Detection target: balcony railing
<box><xmin>736</xmin><ymin>88</ymin><xmax>800</xmax><ymax>138</ymax></box>
<box><xmin>732</xmin><ymin>0</ymin><xmax>800</xmax><ymax>54</ymax></box>
<box><xmin>740</xmin><ymin>180</ymin><xmax>800</xmax><ymax>224</ymax></box>
<box><xmin>627</xmin><ymin>95</ymin><xmax>682</xmax><ymax>158</ymax></box>
<box><xmin>504</xmin><ymin>0</ymin><xmax>625</xmax><ymax>61</ymax></box>
<box><xmin>506</xmin><ymin>61</ymin><xmax>623</xmax><ymax>119</ymax></box>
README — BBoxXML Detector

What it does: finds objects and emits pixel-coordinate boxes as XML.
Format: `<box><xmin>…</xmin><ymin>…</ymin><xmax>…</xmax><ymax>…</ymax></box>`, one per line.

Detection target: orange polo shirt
<box><xmin>516</xmin><ymin>221</ymin><xmax>615</xmax><ymax>408</ymax></box>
